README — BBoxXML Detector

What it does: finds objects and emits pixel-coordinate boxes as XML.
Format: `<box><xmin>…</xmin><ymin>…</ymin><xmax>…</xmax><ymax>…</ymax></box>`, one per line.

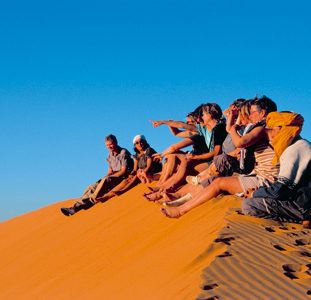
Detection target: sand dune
<box><xmin>0</xmin><ymin>185</ymin><xmax>310</xmax><ymax>299</ymax></box>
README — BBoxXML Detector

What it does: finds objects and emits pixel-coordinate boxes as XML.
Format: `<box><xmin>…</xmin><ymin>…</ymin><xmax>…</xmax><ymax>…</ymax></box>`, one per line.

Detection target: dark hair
<box><xmin>202</xmin><ymin>103</ymin><xmax>223</xmax><ymax>120</ymax></box>
<box><xmin>105</xmin><ymin>134</ymin><xmax>118</xmax><ymax>144</ymax></box>
<box><xmin>133</xmin><ymin>139</ymin><xmax>150</xmax><ymax>154</ymax></box>
<box><xmin>231</xmin><ymin>98</ymin><xmax>246</xmax><ymax>109</ymax></box>
<box><xmin>251</xmin><ymin>95</ymin><xmax>277</xmax><ymax>116</ymax></box>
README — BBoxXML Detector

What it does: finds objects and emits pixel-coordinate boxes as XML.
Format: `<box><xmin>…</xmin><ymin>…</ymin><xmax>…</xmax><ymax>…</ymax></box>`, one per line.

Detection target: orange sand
<box><xmin>0</xmin><ymin>184</ymin><xmax>310</xmax><ymax>299</ymax></box>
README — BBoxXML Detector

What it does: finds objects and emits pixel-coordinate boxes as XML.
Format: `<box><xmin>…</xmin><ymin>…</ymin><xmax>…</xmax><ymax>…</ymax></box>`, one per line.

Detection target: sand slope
<box><xmin>0</xmin><ymin>185</ymin><xmax>310</xmax><ymax>300</ymax></box>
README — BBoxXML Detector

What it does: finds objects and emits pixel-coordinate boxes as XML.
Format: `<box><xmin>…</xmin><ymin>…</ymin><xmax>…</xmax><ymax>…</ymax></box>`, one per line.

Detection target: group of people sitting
<box><xmin>61</xmin><ymin>96</ymin><xmax>311</xmax><ymax>228</ymax></box>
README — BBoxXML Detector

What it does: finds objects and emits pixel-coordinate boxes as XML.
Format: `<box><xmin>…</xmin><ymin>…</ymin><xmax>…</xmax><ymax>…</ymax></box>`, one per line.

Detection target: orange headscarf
<box><xmin>266</xmin><ymin>112</ymin><xmax>304</xmax><ymax>165</ymax></box>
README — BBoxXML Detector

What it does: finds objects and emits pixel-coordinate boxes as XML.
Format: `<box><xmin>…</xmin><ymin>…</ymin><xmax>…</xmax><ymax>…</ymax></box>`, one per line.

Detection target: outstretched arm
<box><xmin>186</xmin><ymin>144</ymin><xmax>222</xmax><ymax>161</ymax></box>
<box><xmin>150</xmin><ymin>120</ymin><xmax>197</xmax><ymax>132</ymax></box>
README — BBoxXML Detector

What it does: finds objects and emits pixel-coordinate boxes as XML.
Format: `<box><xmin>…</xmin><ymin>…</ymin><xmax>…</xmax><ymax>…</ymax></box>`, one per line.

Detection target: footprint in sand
<box><xmin>272</xmin><ymin>243</ymin><xmax>296</xmax><ymax>252</ymax></box>
<box><xmin>217</xmin><ymin>251</ymin><xmax>232</xmax><ymax>258</ymax></box>
<box><xmin>282</xmin><ymin>263</ymin><xmax>311</xmax><ymax>281</ymax></box>
<box><xmin>286</xmin><ymin>232</ymin><xmax>299</xmax><ymax>238</ymax></box>
<box><xmin>201</xmin><ymin>283</ymin><xmax>219</xmax><ymax>291</ymax></box>
<box><xmin>300</xmin><ymin>251</ymin><xmax>311</xmax><ymax>257</ymax></box>
<box><xmin>214</xmin><ymin>237</ymin><xmax>235</xmax><ymax>246</ymax></box>
<box><xmin>294</xmin><ymin>238</ymin><xmax>311</xmax><ymax>246</ymax></box>
<box><xmin>196</xmin><ymin>295</ymin><xmax>220</xmax><ymax>300</ymax></box>
<box><xmin>272</xmin><ymin>243</ymin><xmax>311</xmax><ymax>257</ymax></box>
<box><xmin>265</xmin><ymin>226</ymin><xmax>276</xmax><ymax>233</ymax></box>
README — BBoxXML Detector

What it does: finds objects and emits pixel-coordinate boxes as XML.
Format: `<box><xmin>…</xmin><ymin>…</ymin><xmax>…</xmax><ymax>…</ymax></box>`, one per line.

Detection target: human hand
<box><xmin>244</xmin><ymin>188</ymin><xmax>256</xmax><ymax>198</ymax></box>
<box><xmin>152</xmin><ymin>153</ymin><xmax>163</xmax><ymax>162</ymax></box>
<box><xmin>150</xmin><ymin>120</ymin><xmax>163</xmax><ymax>128</ymax></box>
<box><xmin>186</xmin><ymin>153</ymin><xmax>195</xmax><ymax>160</ymax></box>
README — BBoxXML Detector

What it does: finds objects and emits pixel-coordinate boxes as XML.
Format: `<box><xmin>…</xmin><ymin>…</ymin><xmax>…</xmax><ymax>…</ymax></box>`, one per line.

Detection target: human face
<box><xmin>249</xmin><ymin>105</ymin><xmax>265</xmax><ymax>124</ymax></box>
<box><xmin>266</xmin><ymin>126</ymin><xmax>282</xmax><ymax>142</ymax></box>
<box><xmin>201</xmin><ymin>109</ymin><xmax>212</xmax><ymax>125</ymax></box>
<box><xmin>186</xmin><ymin>116</ymin><xmax>195</xmax><ymax>125</ymax></box>
<box><xmin>105</xmin><ymin>140</ymin><xmax>118</xmax><ymax>153</ymax></box>
<box><xmin>134</xmin><ymin>140</ymin><xmax>146</xmax><ymax>151</ymax></box>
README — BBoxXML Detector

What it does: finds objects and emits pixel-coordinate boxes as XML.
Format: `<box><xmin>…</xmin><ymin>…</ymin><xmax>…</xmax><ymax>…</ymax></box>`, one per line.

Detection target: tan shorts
<box><xmin>238</xmin><ymin>174</ymin><xmax>271</xmax><ymax>193</ymax></box>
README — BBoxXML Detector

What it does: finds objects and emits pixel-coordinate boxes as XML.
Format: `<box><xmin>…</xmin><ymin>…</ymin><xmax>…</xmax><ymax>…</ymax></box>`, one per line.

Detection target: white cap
<box><xmin>133</xmin><ymin>134</ymin><xmax>146</xmax><ymax>144</ymax></box>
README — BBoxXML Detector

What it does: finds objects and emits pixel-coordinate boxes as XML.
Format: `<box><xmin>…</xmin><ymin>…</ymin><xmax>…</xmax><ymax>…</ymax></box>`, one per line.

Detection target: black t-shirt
<box><xmin>189</xmin><ymin>134</ymin><xmax>209</xmax><ymax>155</ymax></box>
<box><xmin>209</xmin><ymin>122</ymin><xmax>227</xmax><ymax>152</ymax></box>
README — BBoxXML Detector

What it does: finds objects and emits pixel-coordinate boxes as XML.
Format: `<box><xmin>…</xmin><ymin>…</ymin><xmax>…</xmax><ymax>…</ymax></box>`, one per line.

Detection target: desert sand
<box><xmin>0</xmin><ymin>184</ymin><xmax>310</xmax><ymax>299</ymax></box>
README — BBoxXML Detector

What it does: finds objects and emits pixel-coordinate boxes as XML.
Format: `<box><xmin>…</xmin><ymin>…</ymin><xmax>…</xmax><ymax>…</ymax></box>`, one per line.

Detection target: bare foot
<box><xmin>147</xmin><ymin>186</ymin><xmax>161</xmax><ymax>192</ymax></box>
<box><xmin>143</xmin><ymin>191</ymin><xmax>162</xmax><ymax>201</ymax></box>
<box><xmin>161</xmin><ymin>207</ymin><xmax>183</xmax><ymax>218</ymax></box>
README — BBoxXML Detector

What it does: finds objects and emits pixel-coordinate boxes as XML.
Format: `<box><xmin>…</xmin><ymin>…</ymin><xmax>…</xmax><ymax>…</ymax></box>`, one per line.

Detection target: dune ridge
<box><xmin>0</xmin><ymin>185</ymin><xmax>310</xmax><ymax>299</ymax></box>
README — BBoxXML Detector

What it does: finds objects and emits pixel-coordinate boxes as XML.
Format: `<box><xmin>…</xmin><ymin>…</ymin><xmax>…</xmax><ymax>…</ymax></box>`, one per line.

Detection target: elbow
<box><xmin>234</xmin><ymin>141</ymin><xmax>245</xmax><ymax>148</ymax></box>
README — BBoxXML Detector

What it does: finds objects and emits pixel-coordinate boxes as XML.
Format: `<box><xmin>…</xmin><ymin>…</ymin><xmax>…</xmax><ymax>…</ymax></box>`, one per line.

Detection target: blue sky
<box><xmin>1</xmin><ymin>0</ymin><xmax>310</xmax><ymax>221</ymax></box>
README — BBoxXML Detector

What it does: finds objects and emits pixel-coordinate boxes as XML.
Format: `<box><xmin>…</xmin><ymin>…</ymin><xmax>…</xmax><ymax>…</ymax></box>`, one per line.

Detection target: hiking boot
<box><xmin>60</xmin><ymin>201</ymin><xmax>86</xmax><ymax>216</ymax></box>
<box><xmin>60</xmin><ymin>207</ymin><xmax>76</xmax><ymax>216</ymax></box>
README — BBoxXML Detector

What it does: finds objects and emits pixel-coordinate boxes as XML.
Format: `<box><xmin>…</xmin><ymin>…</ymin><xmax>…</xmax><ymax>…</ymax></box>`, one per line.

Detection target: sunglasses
<box><xmin>135</xmin><ymin>140</ymin><xmax>145</xmax><ymax>145</ymax></box>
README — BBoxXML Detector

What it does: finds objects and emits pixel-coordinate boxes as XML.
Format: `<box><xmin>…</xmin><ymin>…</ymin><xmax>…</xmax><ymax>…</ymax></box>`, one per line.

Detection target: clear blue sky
<box><xmin>1</xmin><ymin>0</ymin><xmax>310</xmax><ymax>221</ymax></box>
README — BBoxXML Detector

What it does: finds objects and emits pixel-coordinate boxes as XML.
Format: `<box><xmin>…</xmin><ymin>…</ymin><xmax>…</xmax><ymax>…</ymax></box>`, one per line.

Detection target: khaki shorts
<box><xmin>238</xmin><ymin>174</ymin><xmax>271</xmax><ymax>193</ymax></box>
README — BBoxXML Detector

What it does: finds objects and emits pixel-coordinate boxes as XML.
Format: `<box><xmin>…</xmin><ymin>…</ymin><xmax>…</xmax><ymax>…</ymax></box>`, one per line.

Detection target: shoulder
<box><xmin>282</xmin><ymin>138</ymin><xmax>311</xmax><ymax>158</ymax></box>
<box><xmin>214</xmin><ymin>122</ymin><xmax>226</xmax><ymax>132</ymax></box>
<box><xmin>146</xmin><ymin>147</ymin><xmax>156</xmax><ymax>155</ymax></box>
<box><xmin>119</xmin><ymin>148</ymin><xmax>131</xmax><ymax>157</ymax></box>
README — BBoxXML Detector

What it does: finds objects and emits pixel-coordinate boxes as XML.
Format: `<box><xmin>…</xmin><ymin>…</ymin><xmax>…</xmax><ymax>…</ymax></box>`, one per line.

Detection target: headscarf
<box><xmin>266</xmin><ymin>112</ymin><xmax>304</xmax><ymax>165</ymax></box>
<box><xmin>132</xmin><ymin>134</ymin><xmax>147</xmax><ymax>145</ymax></box>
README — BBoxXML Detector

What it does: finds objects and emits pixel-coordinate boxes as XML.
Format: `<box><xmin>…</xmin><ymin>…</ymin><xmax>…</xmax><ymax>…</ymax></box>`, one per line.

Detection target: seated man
<box><xmin>60</xmin><ymin>134</ymin><xmax>133</xmax><ymax>216</ymax></box>
<box><xmin>242</xmin><ymin>111</ymin><xmax>311</xmax><ymax>228</ymax></box>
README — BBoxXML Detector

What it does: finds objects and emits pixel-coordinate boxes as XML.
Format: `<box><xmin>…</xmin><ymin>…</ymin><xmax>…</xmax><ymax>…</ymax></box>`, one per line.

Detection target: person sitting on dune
<box><xmin>60</xmin><ymin>134</ymin><xmax>133</xmax><ymax>216</ymax></box>
<box><xmin>242</xmin><ymin>111</ymin><xmax>311</xmax><ymax>228</ymax></box>
<box><xmin>93</xmin><ymin>134</ymin><xmax>162</xmax><ymax>202</ymax></box>
<box><xmin>160</xmin><ymin>96</ymin><xmax>278</xmax><ymax>217</ymax></box>
<box><xmin>186</xmin><ymin>98</ymin><xmax>253</xmax><ymax>186</ymax></box>
<box><xmin>146</xmin><ymin>103</ymin><xmax>227</xmax><ymax>201</ymax></box>
<box><xmin>148</xmin><ymin>107</ymin><xmax>208</xmax><ymax>192</ymax></box>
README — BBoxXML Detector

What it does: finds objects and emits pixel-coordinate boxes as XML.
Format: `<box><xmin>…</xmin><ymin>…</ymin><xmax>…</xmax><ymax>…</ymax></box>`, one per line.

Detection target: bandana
<box><xmin>133</xmin><ymin>134</ymin><xmax>147</xmax><ymax>145</ymax></box>
<box><xmin>266</xmin><ymin>112</ymin><xmax>304</xmax><ymax>164</ymax></box>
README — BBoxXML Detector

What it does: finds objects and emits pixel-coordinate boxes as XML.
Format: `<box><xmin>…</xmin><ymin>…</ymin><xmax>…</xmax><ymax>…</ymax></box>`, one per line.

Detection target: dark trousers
<box><xmin>242</xmin><ymin>197</ymin><xmax>306</xmax><ymax>223</ymax></box>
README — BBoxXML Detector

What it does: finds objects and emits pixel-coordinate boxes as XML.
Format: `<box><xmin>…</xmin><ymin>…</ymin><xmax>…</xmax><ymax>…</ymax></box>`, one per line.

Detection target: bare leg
<box><xmin>161</xmin><ymin>176</ymin><xmax>243</xmax><ymax>218</ymax></box>
<box><xmin>158</xmin><ymin>154</ymin><xmax>199</xmax><ymax>192</ymax></box>
<box><xmin>156</xmin><ymin>154</ymin><xmax>179</xmax><ymax>187</ymax></box>
<box><xmin>194</xmin><ymin>162</ymin><xmax>210</xmax><ymax>173</ymax></box>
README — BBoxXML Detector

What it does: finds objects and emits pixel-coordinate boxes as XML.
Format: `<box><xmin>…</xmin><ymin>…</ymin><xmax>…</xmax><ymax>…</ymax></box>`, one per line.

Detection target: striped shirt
<box><xmin>253</xmin><ymin>142</ymin><xmax>279</xmax><ymax>183</ymax></box>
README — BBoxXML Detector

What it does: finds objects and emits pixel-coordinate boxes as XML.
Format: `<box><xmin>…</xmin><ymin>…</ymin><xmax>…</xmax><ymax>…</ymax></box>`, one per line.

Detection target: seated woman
<box><xmin>186</xmin><ymin>99</ymin><xmax>252</xmax><ymax>186</ymax></box>
<box><xmin>241</xmin><ymin>112</ymin><xmax>311</xmax><ymax>228</ymax></box>
<box><xmin>95</xmin><ymin>135</ymin><xmax>162</xmax><ymax>202</ymax></box>
<box><xmin>146</xmin><ymin>103</ymin><xmax>227</xmax><ymax>201</ymax></box>
<box><xmin>160</xmin><ymin>96</ymin><xmax>279</xmax><ymax>217</ymax></box>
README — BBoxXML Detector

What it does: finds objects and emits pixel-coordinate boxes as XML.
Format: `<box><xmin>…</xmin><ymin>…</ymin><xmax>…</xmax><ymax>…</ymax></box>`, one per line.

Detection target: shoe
<box><xmin>163</xmin><ymin>193</ymin><xmax>193</xmax><ymax>207</ymax></box>
<box><xmin>186</xmin><ymin>176</ymin><xmax>200</xmax><ymax>186</ymax></box>
<box><xmin>60</xmin><ymin>207</ymin><xmax>76</xmax><ymax>216</ymax></box>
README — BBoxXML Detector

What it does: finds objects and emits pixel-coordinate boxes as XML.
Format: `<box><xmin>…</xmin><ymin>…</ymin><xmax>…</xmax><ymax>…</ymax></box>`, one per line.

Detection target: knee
<box><xmin>241</xmin><ymin>198</ymin><xmax>260</xmax><ymax>216</ymax></box>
